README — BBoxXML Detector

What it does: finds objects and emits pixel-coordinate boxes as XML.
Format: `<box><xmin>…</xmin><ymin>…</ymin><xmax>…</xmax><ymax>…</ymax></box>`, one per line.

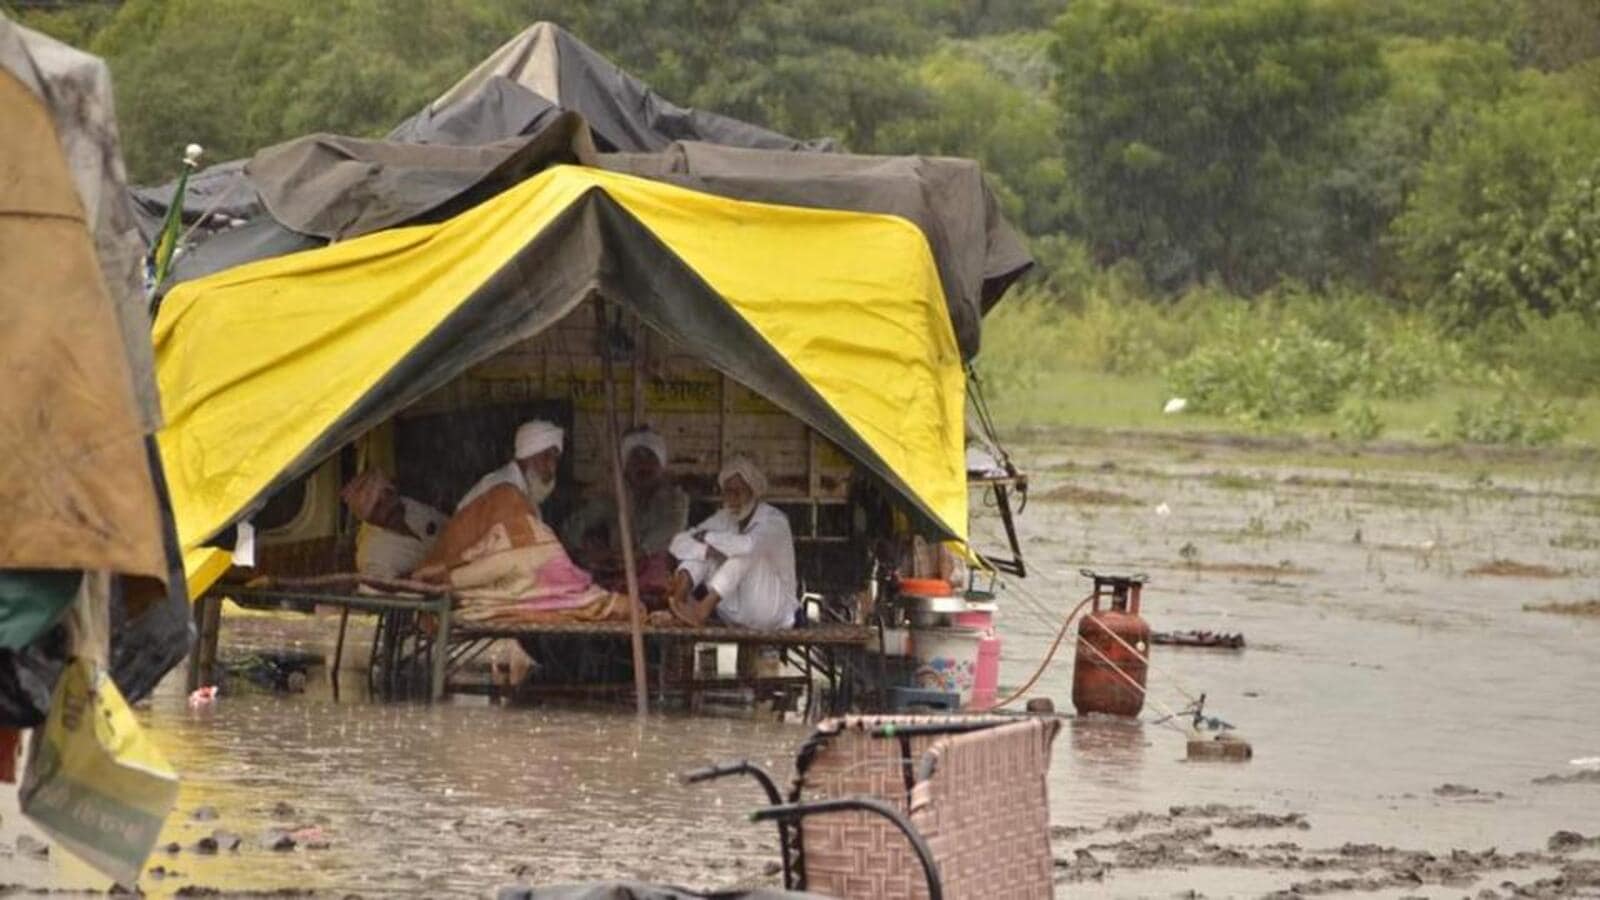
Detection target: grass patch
<box><xmin>993</xmin><ymin>370</ymin><xmax>1600</xmax><ymax>447</ymax></box>
<box><xmin>1034</xmin><ymin>483</ymin><xmax>1138</xmax><ymax>506</ymax></box>
<box><xmin>976</xmin><ymin>287</ymin><xmax>1600</xmax><ymax>448</ymax></box>
<box><xmin>1209</xmin><ymin>472</ymin><xmax>1263</xmax><ymax>491</ymax></box>
<box><xmin>1522</xmin><ymin>600</ymin><xmax>1600</xmax><ymax>617</ymax></box>
<box><xmin>1465</xmin><ymin>559</ymin><xmax>1569</xmax><ymax>578</ymax></box>
<box><xmin>1550</xmin><ymin>529</ymin><xmax>1600</xmax><ymax>551</ymax></box>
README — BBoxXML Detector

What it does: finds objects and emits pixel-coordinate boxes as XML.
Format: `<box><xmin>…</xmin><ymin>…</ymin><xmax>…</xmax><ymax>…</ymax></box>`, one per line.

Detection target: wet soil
<box><xmin>1523</xmin><ymin>600</ymin><xmax>1600</xmax><ymax>618</ymax></box>
<box><xmin>3</xmin><ymin>433</ymin><xmax>1599</xmax><ymax>897</ymax></box>
<box><xmin>1466</xmin><ymin>560</ymin><xmax>1572</xmax><ymax>579</ymax></box>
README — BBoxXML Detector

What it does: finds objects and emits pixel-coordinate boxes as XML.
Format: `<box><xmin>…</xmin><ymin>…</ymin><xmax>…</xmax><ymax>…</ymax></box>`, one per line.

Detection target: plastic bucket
<box><xmin>970</xmin><ymin>633</ymin><xmax>1002</xmax><ymax>710</ymax></box>
<box><xmin>952</xmin><ymin>609</ymin><xmax>992</xmax><ymax>630</ymax></box>
<box><xmin>909</xmin><ymin>626</ymin><xmax>982</xmax><ymax>705</ymax></box>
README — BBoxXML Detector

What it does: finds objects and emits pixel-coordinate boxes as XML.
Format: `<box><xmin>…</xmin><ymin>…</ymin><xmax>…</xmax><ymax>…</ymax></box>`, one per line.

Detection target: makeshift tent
<box><xmin>0</xmin><ymin>17</ymin><xmax>190</xmax><ymax>724</ymax></box>
<box><xmin>130</xmin><ymin>22</ymin><xmax>1029</xmax><ymax>357</ymax></box>
<box><xmin>224</xmin><ymin>129</ymin><xmax>1025</xmax><ymax>358</ymax></box>
<box><xmin>156</xmin><ymin>165</ymin><xmax>966</xmax><ymax>594</ymax></box>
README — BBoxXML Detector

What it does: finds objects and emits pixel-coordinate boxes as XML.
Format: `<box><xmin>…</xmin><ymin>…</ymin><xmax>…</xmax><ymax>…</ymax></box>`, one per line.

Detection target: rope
<box><xmin>1071</xmin><ymin>630</ymin><xmax>1192</xmax><ymax>736</ymax></box>
<box><xmin>969</xmin><ymin>549</ymin><xmax>1206</xmax><ymax>732</ymax></box>
<box><xmin>987</xmin><ymin>590</ymin><xmax>1094</xmax><ymax>710</ymax></box>
<box><xmin>981</xmin><ymin>556</ymin><xmax>1204</xmax><ymax>707</ymax></box>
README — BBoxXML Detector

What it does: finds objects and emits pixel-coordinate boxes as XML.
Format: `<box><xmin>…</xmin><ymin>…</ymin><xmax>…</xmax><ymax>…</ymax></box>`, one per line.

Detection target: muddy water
<box><xmin>5</xmin><ymin>435</ymin><xmax>1600</xmax><ymax>897</ymax></box>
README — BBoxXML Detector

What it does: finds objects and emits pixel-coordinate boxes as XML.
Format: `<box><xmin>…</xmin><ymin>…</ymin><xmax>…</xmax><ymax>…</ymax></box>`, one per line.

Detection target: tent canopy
<box><xmin>157</xmin><ymin>166</ymin><xmax>967</xmax><ymax>590</ymax></box>
<box><xmin>134</xmin><ymin>22</ymin><xmax>1030</xmax><ymax>358</ymax></box>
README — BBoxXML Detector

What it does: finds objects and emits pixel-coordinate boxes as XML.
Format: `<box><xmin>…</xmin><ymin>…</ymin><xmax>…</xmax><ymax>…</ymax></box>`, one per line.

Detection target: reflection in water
<box><xmin>1067</xmin><ymin>714</ymin><xmax>1148</xmax><ymax>779</ymax></box>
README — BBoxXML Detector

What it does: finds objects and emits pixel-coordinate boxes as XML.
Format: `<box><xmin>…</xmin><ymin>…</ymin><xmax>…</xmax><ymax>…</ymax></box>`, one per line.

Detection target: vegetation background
<box><xmin>12</xmin><ymin>0</ymin><xmax>1600</xmax><ymax>446</ymax></box>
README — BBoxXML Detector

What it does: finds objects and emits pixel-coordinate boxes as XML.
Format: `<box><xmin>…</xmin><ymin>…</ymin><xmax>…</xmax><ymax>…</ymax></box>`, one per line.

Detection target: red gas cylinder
<box><xmin>1071</xmin><ymin>571</ymin><xmax>1151</xmax><ymax>717</ymax></box>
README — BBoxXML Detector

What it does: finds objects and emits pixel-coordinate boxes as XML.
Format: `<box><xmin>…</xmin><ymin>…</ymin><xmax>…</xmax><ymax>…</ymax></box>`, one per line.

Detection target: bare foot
<box><xmin>666</xmin><ymin>592</ymin><xmax>697</xmax><ymax>626</ymax></box>
<box><xmin>668</xmin><ymin>569</ymin><xmax>693</xmax><ymax>604</ymax></box>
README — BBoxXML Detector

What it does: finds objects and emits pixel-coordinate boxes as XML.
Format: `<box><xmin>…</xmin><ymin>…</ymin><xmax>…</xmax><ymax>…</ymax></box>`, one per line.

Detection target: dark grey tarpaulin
<box><xmin>422</xmin><ymin>22</ymin><xmax>836</xmax><ymax>154</ymax></box>
<box><xmin>135</xmin><ymin>22</ymin><xmax>831</xmax><ymax>249</ymax></box>
<box><xmin>249</xmin><ymin>111</ymin><xmax>597</xmax><ymax>240</ymax></box>
<box><xmin>388</xmin><ymin>74</ymin><xmax>564</xmax><ymax>146</ymax></box>
<box><xmin>130</xmin><ymin>156</ymin><xmax>261</xmax><ymax>243</ymax></box>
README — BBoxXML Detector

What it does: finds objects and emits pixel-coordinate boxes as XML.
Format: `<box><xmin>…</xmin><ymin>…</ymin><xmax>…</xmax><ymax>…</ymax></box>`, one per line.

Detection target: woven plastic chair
<box><xmin>685</xmin><ymin>714</ymin><xmax>1061</xmax><ymax>900</ymax></box>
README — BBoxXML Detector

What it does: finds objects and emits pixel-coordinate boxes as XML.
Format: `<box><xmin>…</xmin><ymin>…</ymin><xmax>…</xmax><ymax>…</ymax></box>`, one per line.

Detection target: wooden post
<box><xmin>598</xmin><ymin>298</ymin><xmax>650</xmax><ymax>717</ymax></box>
<box><xmin>631</xmin><ymin>318</ymin><xmax>646</xmax><ymax>428</ymax></box>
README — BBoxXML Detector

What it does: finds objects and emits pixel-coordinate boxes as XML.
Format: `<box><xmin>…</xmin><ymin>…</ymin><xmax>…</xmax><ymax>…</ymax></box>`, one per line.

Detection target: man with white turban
<box><xmin>457</xmin><ymin>419</ymin><xmax>564</xmax><ymax>513</ymax></box>
<box><xmin>340</xmin><ymin>470</ymin><xmax>447</xmax><ymax>579</ymax></box>
<box><xmin>666</xmin><ymin>454</ymin><xmax>797</xmax><ymax>629</ymax></box>
<box><xmin>563</xmin><ymin>426</ymin><xmax>689</xmax><ymax>572</ymax></box>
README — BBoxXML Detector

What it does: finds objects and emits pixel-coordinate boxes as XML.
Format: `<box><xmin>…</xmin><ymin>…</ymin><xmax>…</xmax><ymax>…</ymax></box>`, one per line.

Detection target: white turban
<box><xmin>514</xmin><ymin>420</ymin><xmax>563</xmax><ymax>460</ymax></box>
<box><xmin>717</xmin><ymin>453</ymin><xmax>768</xmax><ymax>498</ymax></box>
<box><xmin>621</xmin><ymin>428</ymin><xmax>668</xmax><ymax>467</ymax></box>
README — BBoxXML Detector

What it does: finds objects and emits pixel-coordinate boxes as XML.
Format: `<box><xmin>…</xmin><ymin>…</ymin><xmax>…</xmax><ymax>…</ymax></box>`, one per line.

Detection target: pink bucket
<box><xmin>952</xmin><ymin>609</ymin><xmax>992</xmax><ymax>630</ymax></box>
<box><xmin>968</xmin><ymin>632</ymin><xmax>1001</xmax><ymax>710</ymax></box>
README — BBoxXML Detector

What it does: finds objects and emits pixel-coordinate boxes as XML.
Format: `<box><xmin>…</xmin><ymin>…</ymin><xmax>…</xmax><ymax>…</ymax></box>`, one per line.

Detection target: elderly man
<box><xmin>340</xmin><ymin>470</ymin><xmax>447</xmax><ymax>579</ymax></box>
<box><xmin>666</xmin><ymin>454</ymin><xmax>797</xmax><ymax>629</ymax></box>
<box><xmin>458</xmin><ymin>419</ymin><xmax>563</xmax><ymax>513</ymax></box>
<box><xmin>563</xmin><ymin>426</ymin><xmax>689</xmax><ymax>569</ymax></box>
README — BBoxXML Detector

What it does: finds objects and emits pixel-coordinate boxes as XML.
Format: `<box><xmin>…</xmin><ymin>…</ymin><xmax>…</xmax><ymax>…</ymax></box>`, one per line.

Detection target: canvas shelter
<box><xmin>0</xmin><ymin>17</ymin><xmax>190</xmax><ymax>725</ymax></box>
<box><xmin>136</xmin><ymin>22</ymin><xmax>1031</xmax><ymax>609</ymax></box>
<box><xmin>131</xmin><ymin>23</ymin><xmax>1031</xmax><ymax>360</ymax></box>
<box><xmin>159</xmin><ymin>165</ymin><xmax>972</xmax><ymax>595</ymax></box>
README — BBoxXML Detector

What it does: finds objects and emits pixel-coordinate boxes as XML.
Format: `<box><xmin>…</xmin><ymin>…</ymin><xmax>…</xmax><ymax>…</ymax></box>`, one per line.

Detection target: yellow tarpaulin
<box><xmin>155</xmin><ymin>166</ymin><xmax>966</xmax><ymax>595</ymax></box>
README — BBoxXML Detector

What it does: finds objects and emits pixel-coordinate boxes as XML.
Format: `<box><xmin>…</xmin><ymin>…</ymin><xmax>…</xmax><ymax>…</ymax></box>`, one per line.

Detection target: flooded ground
<box><xmin>5</xmin><ymin>432</ymin><xmax>1599</xmax><ymax>897</ymax></box>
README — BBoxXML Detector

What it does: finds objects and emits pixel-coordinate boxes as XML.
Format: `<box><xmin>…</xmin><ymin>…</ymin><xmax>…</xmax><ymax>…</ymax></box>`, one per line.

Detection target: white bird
<box><xmin>1155</xmin><ymin>502</ymin><xmax>1172</xmax><ymax>517</ymax></box>
<box><xmin>1163</xmin><ymin>397</ymin><xmax>1189</xmax><ymax>414</ymax></box>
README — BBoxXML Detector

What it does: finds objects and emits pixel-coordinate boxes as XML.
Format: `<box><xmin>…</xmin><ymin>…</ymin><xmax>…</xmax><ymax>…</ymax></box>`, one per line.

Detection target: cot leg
<box><xmin>430</xmin><ymin>596</ymin><xmax>451</xmax><ymax>702</ymax></box>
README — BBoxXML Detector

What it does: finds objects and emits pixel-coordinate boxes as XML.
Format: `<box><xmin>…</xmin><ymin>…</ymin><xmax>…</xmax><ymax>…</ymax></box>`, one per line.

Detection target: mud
<box><xmin>1467</xmin><ymin>560</ymin><xmax>1571</xmax><ymax>578</ymax></box>
<box><xmin>1035</xmin><ymin>483</ymin><xmax>1139</xmax><ymax>506</ymax></box>
<box><xmin>1534</xmin><ymin>770</ymin><xmax>1600</xmax><ymax>786</ymax></box>
<box><xmin>1524</xmin><ymin>600</ymin><xmax>1600</xmax><ymax>617</ymax></box>
<box><xmin>1053</xmin><ymin>806</ymin><xmax>1599</xmax><ymax>897</ymax></box>
<box><xmin>2</xmin><ymin>433</ymin><xmax>1598</xmax><ymax>897</ymax></box>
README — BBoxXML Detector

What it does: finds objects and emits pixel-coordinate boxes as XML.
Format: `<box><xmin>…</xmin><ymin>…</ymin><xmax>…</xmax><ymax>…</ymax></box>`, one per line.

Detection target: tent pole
<box><xmin>598</xmin><ymin>297</ymin><xmax>649</xmax><ymax>717</ymax></box>
<box><xmin>631</xmin><ymin>318</ymin><xmax>646</xmax><ymax>428</ymax></box>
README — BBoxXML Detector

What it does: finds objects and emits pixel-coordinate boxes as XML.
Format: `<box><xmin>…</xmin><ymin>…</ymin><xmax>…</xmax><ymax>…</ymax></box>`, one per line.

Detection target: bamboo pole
<box><xmin>597</xmin><ymin>298</ymin><xmax>649</xmax><ymax>716</ymax></box>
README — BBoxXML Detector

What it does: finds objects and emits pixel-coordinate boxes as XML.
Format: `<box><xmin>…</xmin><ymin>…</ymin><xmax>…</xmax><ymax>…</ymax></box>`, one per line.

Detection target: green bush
<box><xmin>1513</xmin><ymin>309</ymin><xmax>1600</xmax><ymax>396</ymax></box>
<box><xmin>1452</xmin><ymin>388</ymin><xmax>1575</xmax><ymax>445</ymax></box>
<box><xmin>1166</xmin><ymin>315</ymin><xmax>1357</xmax><ymax>421</ymax></box>
<box><xmin>1335</xmin><ymin>399</ymin><xmax>1386</xmax><ymax>441</ymax></box>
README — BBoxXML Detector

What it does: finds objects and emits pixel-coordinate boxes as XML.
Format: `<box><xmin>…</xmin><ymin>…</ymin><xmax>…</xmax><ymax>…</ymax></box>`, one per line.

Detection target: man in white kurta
<box><xmin>457</xmin><ymin>419</ymin><xmax>563</xmax><ymax>513</ymax></box>
<box><xmin>667</xmin><ymin>455</ymin><xmax>797</xmax><ymax>630</ymax></box>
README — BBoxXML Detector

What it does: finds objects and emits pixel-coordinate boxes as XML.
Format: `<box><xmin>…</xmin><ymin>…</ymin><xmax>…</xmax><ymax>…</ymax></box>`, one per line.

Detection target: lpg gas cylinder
<box><xmin>1071</xmin><ymin>570</ymin><xmax>1151</xmax><ymax>717</ymax></box>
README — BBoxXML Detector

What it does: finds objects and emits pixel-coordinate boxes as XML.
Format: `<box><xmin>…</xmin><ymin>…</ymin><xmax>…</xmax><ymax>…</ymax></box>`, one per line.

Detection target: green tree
<box><xmin>1392</xmin><ymin>68</ymin><xmax>1600</xmax><ymax>324</ymax></box>
<box><xmin>1053</xmin><ymin>0</ymin><xmax>1387</xmax><ymax>291</ymax></box>
<box><xmin>1520</xmin><ymin>0</ymin><xmax>1600</xmax><ymax>71</ymax></box>
<box><xmin>879</xmin><ymin>37</ymin><xmax>1071</xmax><ymax>235</ymax></box>
<box><xmin>1314</xmin><ymin>36</ymin><xmax>1517</xmax><ymax>287</ymax></box>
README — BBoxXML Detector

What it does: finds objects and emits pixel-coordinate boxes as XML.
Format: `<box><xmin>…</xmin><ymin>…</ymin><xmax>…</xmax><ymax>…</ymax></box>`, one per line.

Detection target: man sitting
<box><xmin>665</xmin><ymin>455</ymin><xmax>797</xmax><ymax>629</ymax></box>
<box><xmin>457</xmin><ymin>419</ymin><xmax>563</xmax><ymax>513</ymax></box>
<box><xmin>563</xmin><ymin>426</ymin><xmax>689</xmax><ymax>597</ymax></box>
<box><xmin>340</xmin><ymin>470</ymin><xmax>447</xmax><ymax>580</ymax></box>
